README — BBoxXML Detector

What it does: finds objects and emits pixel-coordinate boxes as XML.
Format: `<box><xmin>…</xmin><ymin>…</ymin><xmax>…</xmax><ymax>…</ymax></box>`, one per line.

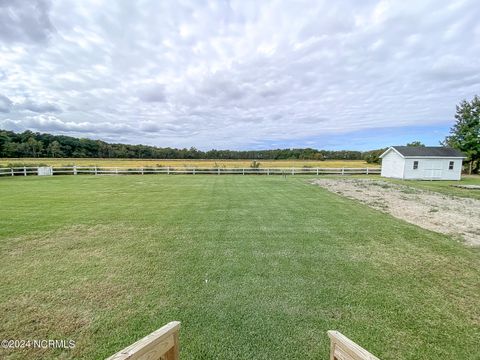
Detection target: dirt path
<box><xmin>311</xmin><ymin>178</ymin><xmax>480</xmax><ymax>246</ymax></box>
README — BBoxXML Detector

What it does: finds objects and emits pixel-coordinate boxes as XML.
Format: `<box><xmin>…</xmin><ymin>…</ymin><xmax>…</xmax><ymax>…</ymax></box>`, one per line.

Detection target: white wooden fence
<box><xmin>0</xmin><ymin>166</ymin><xmax>380</xmax><ymax>177</ymax></box>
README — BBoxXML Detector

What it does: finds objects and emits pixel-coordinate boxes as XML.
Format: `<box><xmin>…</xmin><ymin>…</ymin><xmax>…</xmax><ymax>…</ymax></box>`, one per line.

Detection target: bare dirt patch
<box><xmin>311</xmin><ymin>178</ymin><xmax>480</xmax><ymax>246</ymax></box>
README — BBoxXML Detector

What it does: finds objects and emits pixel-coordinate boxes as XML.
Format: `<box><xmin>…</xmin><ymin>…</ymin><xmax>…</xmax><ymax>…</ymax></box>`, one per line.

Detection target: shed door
<box><xmin>423</xmin><ymin>160</ymin><xmax>443</xmax><ymax>179</ymax></box>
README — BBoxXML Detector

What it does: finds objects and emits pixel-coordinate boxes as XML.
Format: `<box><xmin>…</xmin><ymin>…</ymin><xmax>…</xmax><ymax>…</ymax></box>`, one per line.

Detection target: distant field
<box><xmin>1</xmin><ymin>175</ymin><xmax>478</xmax><ymax>359</ymax></box>
<box><xmin>0</xmin><ymin>158</ymin><xmax>375</xmax><ymax>168</ymax></box>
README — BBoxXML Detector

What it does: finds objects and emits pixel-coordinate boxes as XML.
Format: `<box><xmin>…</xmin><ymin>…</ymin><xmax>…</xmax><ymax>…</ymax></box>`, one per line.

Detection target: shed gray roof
<box><xmin>391</xmin><ymin>146</ymin><xmax>465</xmax><ymax>157</ymax></box>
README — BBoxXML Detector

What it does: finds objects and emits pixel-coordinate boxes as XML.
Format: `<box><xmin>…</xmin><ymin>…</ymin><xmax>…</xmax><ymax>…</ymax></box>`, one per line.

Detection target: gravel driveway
<box><xmin>312</xmin><ymin>178</ymin><xmax>480</xmax><ymax>246</ymax></box>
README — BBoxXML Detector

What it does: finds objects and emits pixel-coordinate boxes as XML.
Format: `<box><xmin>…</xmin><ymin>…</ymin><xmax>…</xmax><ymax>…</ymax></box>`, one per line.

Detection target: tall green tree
<box><xmin>0</xmin><ymin>131</ymin><xmax>11</xmax><ymax>156</ymax></box>
<box><xmin>406</xmin><ymin>141</ymin><xmax>425</xmax><ymax>147</ymax></box>
<box><xmin>27</xmin><ymin>137</ymin><xmax>44</xmax><ymax>158</ymax></box>
<box><xmin>47</xmin><ymin>140</ymin><xmax>63</xmax><ymax>157</ymax></box>
<box><xmin>363</xmin><ymin>148</ymin><xmax>388</xmax><ymax>164</ymax></box>
<box><xmin>444</xmin><ymin>95</ymin><xmax>480</xmax><ymax>174</ymax></box>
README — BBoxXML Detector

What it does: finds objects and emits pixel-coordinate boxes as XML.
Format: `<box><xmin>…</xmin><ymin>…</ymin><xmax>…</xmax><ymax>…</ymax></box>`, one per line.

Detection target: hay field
<box><xmin>0</xmin><ymin>158</ymin><xmax>375</xmax><ymax>168</ymax></box>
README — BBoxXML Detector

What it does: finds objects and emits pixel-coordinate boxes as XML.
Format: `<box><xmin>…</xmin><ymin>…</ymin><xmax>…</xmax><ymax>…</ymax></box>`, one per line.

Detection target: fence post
<box><xmin>106</xmin><ymin>321</ymin><xmax>181</xmax><ymax>360</ymax></box>
<box><xmin>267</xmin><ymin>168</ymin><xmax>270</xmax><ymax>175</ymax></box>
<box><xmin>341</xmin><ymin>167</ymin><xmax>345</xmax><ymax>175</ymax></box>
<box><xmin>24</xmin><ymin>166</ymin><xmax>27</xmax><ymax>176</ymax></box>
<box><xmin>73</xmin><ymin>165</ymin><xmax>77</xmax><ymax>175</ymax></box>
<box><xmin>193</xmin><ymin>168</ymin><xmax>195</xmax><ymax>175</ymax></box>
<box><xmin>141</xmin><ymin>167</ymin><xmax>144</xmax><ymax>175</ymax></box>
<box><xmin>11</xmin><ymin>168</ymin><xmax>14</xmax><ymax>176</ymax></box>
<box><xmin>242</xmin><ymin>168</ymin><xmax>245</xmax><ymax>175</ymax></box>
<box><xmin>94</xmin><ymin>166</ymin><xmax>98</xmax><ymax>175</ymax></box>
<box><xmin>327</xmin><ymin>330</ymin><xmax>380</xmax><ymax>360</ymax></box>
<box><xmin>115</xmin><ymin>167</ymin><xmax>118</xmax><ymax>175</ymax></box>
<box><xmin>366</xmin><ymin>167</ymin><xmax>369</xmax><ymax>175</ymax></box>
<box><xmin>292</xmin><ymin>168</ymin><xmax>294</xmax><ymax>175</ymax></box>
<box><xmin>316</xmin><ymin>168</ymin><xmax>319</xmax><ymax>175</ymax></box>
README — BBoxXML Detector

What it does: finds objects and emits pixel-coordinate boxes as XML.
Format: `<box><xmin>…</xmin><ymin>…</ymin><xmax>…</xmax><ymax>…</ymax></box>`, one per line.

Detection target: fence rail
<box><xmin>107</xmin><ymin>321</ymin><xmax>180</xmax><ymax>360</ymax></box>
<box><xmin>328</xmin><ymin>330</ymin><xmax>380</xmax><ymax>360</ymax></box>
<box><xmin>0</xmin><ymin>166</ymin><xmax>380</xmax><ymax>177</ymax></box>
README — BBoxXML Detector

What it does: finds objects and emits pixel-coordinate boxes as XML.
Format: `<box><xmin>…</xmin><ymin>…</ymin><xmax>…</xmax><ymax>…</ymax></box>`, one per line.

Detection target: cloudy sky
<box><xmin>0</xmin><ymin>0</ymin><xmax>479</xmax><ymax>150</ymax></box>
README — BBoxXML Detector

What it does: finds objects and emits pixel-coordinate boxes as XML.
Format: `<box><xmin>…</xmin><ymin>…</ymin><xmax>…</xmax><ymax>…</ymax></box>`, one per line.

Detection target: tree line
<box><xmin>0</xmin><ymin>129</ymin><xmax>385</xmax><ymax>162</ymax></box>
<box><xmin>1</xmin><ymin>95</ymin><xmax>477</xmax><ymax>169</ymax></box>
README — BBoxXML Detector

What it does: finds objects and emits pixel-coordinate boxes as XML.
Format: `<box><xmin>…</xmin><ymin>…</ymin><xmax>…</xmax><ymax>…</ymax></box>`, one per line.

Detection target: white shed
<box><xmin>380</xmin><ymin>146</ymin><xmax>465</xmax><ymax>180</ymax></box>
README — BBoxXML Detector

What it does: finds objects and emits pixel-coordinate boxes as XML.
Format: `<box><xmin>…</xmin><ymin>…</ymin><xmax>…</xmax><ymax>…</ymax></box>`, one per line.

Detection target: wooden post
<box><xmin>94</xmin><ymin>166</ymin><xmax>98</xmax><ymax>175</ymax></box>
<box><xmin>267</xmin><ymin>168</ymin><xmax>270</xmax><ymax>175</ymax></box>
<box><xmin>107</xmin><ymin>321</ymin><xmax>180</xmax><ymax>360</ymax></box>
<box><xmin>292</xmin><ymin>168</ymin><xmax>294</xmax><ymax>175</ymax></box>
<box><xmin>327</xmin><ymin>330</ymin><xmax>380</xmax><ymax>360</ymax></box>
<box><xmin>193</xmin><ymin>168</ymin><xmax>195</xmax><ymax>175</ymax></box>
<box><xmin>24</xmin><ymin>166</ymin><xmax>27</xmax><ymax>176</ymax></box>
<box><xmin>366</xmin><ymin>167</ymin><xmax>369</xmax><ymax>175</ymax></box>
<box><xmin>115</xmin><ymin>167</ymin><xmax>118</xmax><ymax>175</ymax></box>
<box><xmin>218</xmin><ymin>168</ymin><xmax>220</xmax><ymax>175</ymax></box>
<box><xmin>11</xmin><ymin>168</ymin><xmax>14</xmax><ymax>176</ymax></box>
<box><xmin>316</xmin><ymin>168</ymin><xmax>319</xmax><ymax>175</ymax></box>
<box><xmin>141</xmin><ymin>167</ymin><xmax>144</xmax><ymax>175</ymax></box>
<box><xmin>242</xmin><ymin>168</ymin><xmax>245</xmax><ymax>175</ymax></box>
<box><xmin>167</xmin><ymin>167</ymin><xmax>170</xmax><ymax>175</ymax></box>
<box><xmin>164</xmin><ymin>329</ymin><xmax>180</xmax><ymax>360</ymax></box>
<box><xmin>342</xmin><ymin>167</ymin><xmax>345</xmax><ymax>175</ymax></box>
<box><xmin>73</xmin><ymin>166</ymin><xmax>77</xmax><ymax>175</ymax></box>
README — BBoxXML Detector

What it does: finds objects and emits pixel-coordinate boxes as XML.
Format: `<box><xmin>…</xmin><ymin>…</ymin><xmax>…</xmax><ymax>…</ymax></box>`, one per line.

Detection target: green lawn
<box><xmin>0</xmin><ymin>176</ymin><xmax>479</xmax><ymax>359</ymax></box>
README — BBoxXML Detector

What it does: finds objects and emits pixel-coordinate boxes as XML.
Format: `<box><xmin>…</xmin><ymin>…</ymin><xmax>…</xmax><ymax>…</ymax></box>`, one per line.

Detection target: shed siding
<box><xmin>380</xmin><ymin>150</ymin><xmax>405</xmax><ymax>179</ymax></box>
<box><xmin>403</xmin><ymin>158</ymin><xmax>463</xmax><ymax>180</ymax></box>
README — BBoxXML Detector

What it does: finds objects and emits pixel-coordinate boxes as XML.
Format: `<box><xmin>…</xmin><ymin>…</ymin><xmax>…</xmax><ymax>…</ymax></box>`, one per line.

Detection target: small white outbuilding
<box><xmin>380</xmin><ymin>146</ymin><xmax>465</xmax><ymax>180</ymax></box>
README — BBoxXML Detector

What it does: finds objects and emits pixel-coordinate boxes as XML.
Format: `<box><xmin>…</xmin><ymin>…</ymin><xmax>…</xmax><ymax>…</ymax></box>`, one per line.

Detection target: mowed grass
<box><xmin>0</xmin><ymin>157</ymin><xmax>375</xmax><ymax>169</ymax></box>
<box><xmin>0</xmin><ymin>176</ymin><xmax>479</xmax><ymax>359</ymax></box>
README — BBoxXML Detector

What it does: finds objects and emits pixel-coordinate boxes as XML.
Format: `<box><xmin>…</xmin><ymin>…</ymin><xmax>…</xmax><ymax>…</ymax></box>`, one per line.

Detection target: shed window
<box><xmin>413</xmin><ymin>161</ymin><xmax>419</xmax><ymax>170</ymax></box>
<box><xmin>449</xmin><ymin>161</ymin><xmax>454</xmax><ymax>170</ymax></box>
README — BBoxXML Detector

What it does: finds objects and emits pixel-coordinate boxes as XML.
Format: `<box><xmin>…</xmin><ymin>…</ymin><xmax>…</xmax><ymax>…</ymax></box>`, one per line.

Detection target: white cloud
<box><xmin>0</xmin><ymin>0</ymin><xmax>479</xmax><ymax>149</ymax></box>
<box><xmin>0</xmin><ymin>94</ymin><xmax>13</xmax><ymax>113</ymax></box>
<box><xmin>0</xmin><ymin>0</ymin><xmax>55</xmax><ymax>44</ymax></box>
<box><xmin>137</xmin><ymin>84</ymin><xmax>167</xmax><ymax>103</ymax></box>
<box><xmin>16</xmin><ymin>99</ymin><xmax>61</xmax><ymax>113</ymax></box>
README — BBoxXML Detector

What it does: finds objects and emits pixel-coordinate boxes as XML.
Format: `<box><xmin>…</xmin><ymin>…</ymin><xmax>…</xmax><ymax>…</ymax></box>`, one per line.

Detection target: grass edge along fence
<box><xmin>0</xmin><ymin>166</ymin><xmax>380</xmax><ymax>177</ymax></box>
